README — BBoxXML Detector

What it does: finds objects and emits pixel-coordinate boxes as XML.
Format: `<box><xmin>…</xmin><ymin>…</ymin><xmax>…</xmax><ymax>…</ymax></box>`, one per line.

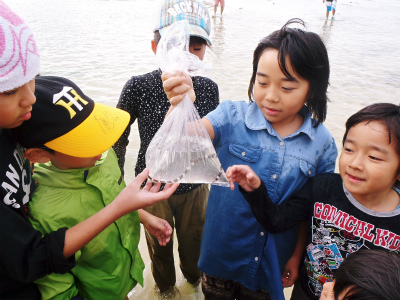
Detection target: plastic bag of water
<box><xmin>146</xmin><ymin>20</ymin><xmax>229</xmax><ymax>186</ymax></box>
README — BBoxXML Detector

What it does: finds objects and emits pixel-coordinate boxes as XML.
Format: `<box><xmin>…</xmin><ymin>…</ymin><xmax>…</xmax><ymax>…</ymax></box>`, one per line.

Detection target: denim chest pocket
<box><xmin>300</xmin><ymin>160</ymin><xmax>316</xmax><ymax>177</ymax></box>
<box><xmin>229</xmin><ymin>143</ymin><xmax>261</xmax><ymax>163</ymax></box>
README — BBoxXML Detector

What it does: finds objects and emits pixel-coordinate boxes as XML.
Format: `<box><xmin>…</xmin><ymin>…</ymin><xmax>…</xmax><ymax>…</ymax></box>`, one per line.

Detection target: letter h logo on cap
<box><xmin>53</xmin><ymin>86</ymin><xmax>89</xmax><ymax>119</ymax></box>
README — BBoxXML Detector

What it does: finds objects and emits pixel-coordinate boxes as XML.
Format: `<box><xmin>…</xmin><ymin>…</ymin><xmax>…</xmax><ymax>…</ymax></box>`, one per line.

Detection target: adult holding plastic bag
<box><xmin>113</xmin><ymin>0</ymin><xmax>219</xmax><ymax>296</ymax></box>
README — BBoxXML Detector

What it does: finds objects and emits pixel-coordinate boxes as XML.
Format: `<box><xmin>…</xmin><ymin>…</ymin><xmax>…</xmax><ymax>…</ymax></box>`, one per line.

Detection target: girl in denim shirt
<box><xmin>162</xmin><ymin>18</ymin><xmax>337</xmax><ymax>300</ymax></box>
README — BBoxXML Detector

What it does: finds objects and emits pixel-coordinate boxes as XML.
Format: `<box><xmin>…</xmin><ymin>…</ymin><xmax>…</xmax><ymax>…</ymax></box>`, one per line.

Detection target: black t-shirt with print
<box><xmin>0</xmin><ymin>129</ymin><xmax>75</xmax><ymax>300</ymax></box>
<box><xmin>241</xmin><ymin>173</ymin><xmax>400</xmax><ymax>300</ymax></box>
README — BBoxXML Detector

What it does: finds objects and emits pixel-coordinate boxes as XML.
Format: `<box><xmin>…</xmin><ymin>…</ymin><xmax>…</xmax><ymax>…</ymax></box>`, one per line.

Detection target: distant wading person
<box><xmin>323</xmin><ymin>0</ymin><xmax>337</xmax><ymax>20</ymax></box>
<box><xmin>214</xmin><ymin>0</ymin><xmax>225</xmax><ymax>16</ymax></box>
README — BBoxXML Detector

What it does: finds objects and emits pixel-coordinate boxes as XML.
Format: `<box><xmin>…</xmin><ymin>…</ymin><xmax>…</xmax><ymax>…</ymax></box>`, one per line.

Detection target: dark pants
<box><xmin>202</xmin><ymin>273</ymin><xmax>271</xmax><ymax>300</ymax></box>
<box><xmin>290</xmin><ymin>281</ymin><xmax>313</xmax><ymax>300</ymax></box>
<box><xmin>144</xmin><ymin>184</ymin><xmax>209</xmax><ymax>292</ymax></box>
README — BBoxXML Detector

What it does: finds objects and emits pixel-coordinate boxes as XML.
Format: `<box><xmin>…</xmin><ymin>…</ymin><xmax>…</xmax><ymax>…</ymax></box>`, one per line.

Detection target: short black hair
<box><xmin>333</xmin><ymin>250</ymin><xmax>400</xmax><ymax>300</ymax></box>
<box><xmin>248</xmin><ymin>18</ymin><xmax>330</xmax><ymax>126</ymax></box>
<box><xmin>342</xmin><ymin>103</ymin><xmax>400</xmax><ymax>175</ymax></box>
<box><xmin>154</xmin><ymin>30</ymin><xmax>207</xmax><ymax>46</ymax></box>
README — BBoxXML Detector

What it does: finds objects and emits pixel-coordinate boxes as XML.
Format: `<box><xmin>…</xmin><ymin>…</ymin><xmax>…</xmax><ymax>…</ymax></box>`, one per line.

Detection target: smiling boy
<box><xmin>226</xmin><ymin>103</ymin><xmax>400</xmax><ymax>300</ymax></box>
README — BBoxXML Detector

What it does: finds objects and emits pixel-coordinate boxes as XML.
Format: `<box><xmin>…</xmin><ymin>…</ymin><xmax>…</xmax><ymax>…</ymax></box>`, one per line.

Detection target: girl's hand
<box><xmin>162</xmin><ymin>71</ymin><xmax>196</xmax><ymax>106</ymax></box>
<box><xmin>140</xmin><ymin>211</ymin><xmax>172</xmax><ymax>246</ymax></box>
<box><xmin>225</xmin><ymin>165</ymin><xmax>261</xmax><ymax>192</ymax></box>
<box><xmin>281</xmin><ymin>256</ymin><xmax>300</xmax><ymax>287</ymax></box>
<box><xmin>320</xmin><ymin>282</ymin><xmax>335</xmax><ymax>300</ymax></box>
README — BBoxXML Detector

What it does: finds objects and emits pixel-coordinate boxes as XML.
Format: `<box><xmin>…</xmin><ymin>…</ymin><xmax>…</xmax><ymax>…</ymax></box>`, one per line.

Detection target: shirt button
<box><xmin>241</xmin><ymin>151</ymin><xmax>246</xmax><ymax>156</ymax></box>
<box><xmin>260</xmin><ymin>232</ymin><xmax>264</xmax><ymax>236</ymax></box>
<box><xmin>272</xmin><ymin>174</ymin><xmax>277</xmax><ymax>180</ymax></box>
<box><xmin>255</xmin><ymin>257</ymin><xmax>259</xmax><ymax>261</ymax></box>
<box><xmin>308</xmin><ymin>170</ymin><xmax>312</xmax><ymax>175</ymax></box>
<box><xmin>279</xmin><ymin>142</ymin><xmax>284</xmax><ymax>146</ymax></box>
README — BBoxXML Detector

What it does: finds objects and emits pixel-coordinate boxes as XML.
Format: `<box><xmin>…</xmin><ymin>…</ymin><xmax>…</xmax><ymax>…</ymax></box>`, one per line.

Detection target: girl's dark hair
<box><xmin>333</xmin><ymin>250</ymin><xmax>400</xmax><ymax>300</ymax></box>
<box><xmin>248</xmin><ymin>18</ymin><xmax>330</xmax><ymax>125</ymax></box>
<box><xmin>342</xmin><ymin>103</ymin><xmax>400</xmax><ymax>174</ymax></box>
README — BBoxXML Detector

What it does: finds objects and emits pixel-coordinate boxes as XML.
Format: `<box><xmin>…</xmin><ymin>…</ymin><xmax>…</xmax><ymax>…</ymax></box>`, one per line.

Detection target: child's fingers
<box><xmin>247</xmin><ymin>172</ymin><xmax>256</xmax><ymax>183</ymax></box>
<box><xmin>162</xmin><ymin>74</ymin><xmax>186</xmax><ymax>93</ymax></box>
<box><xmin>281</xmin><ymin>271</ymin><xmax>294</xmax><ymax>287</ymax></box>
<box><xmin>142</xmin><ymin>180</ymin><xmax>153</xmax><ymax>192</ymax></box>
<box><xmin>181</xmin><ymin>72</ymin><xmax>194</xmax><ymax>88</ymax></box>
<box><xmin>170</xmin><ymin>93</ymin><xmax>188</xmax><ymax>106</ymax></box>
<box><xmin>135</xmin><ymin>168</ymin><xmax>150</xmax><ymax>186</ymax></box>
<box><xmin>161</xmin><ymin>70</ymin><xmax>182</xmax><ymax>82</ymax></box>
<box><xmin>163</xmin><ymin>221</ymin><xmax>172</xmax><ymax>235</ymax></box>
<box><xmin>162</xmin><ymin>183</ymin><xmax>180</xmax><ymax>196</ymax></box>
<box><xmin>161</xmin><ymin>71</ymin><xmax>174</xmax><ymax>82</ymax></box>
<box><xmin>149</xmin><ymin>182</ymin><xmax>161</xmax><ymax>193</ymax></box>
<box><xmin>162</xmin><ymin>72</ymin><xmax>193</xmax><ymax>106</ymax></box>
<box><xmin>225</xmin><ymin>167</ymin><xmax>236</xmax><ymax>190</ymax></box>
<box><xmin>320</xmin><ymin>282</ymin><xmax>335</xmax><ymax>300</ymax></box>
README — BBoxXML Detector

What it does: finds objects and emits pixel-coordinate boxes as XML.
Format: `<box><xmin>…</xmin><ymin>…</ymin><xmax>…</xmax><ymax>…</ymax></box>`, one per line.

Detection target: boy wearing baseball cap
<box><xmin>114</xmin><ymin>0</ymin><xmax>219</xmax><ymax>295</ymax></box>
<box><xmin>0</xmin><ymin>2</ymin><xmax>178</xmax><ymax>299</ymax></box>
<box><xmin>11</xmin><ymin>76</ymin><xmax>177</xmax><ymax>300</ymax></box>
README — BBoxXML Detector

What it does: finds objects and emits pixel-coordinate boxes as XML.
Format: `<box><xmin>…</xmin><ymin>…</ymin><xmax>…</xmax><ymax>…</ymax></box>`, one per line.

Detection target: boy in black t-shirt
<box><xmin>225</xmin><ymin>103</ymin><xmax>400</xmax><ymax>300</ymax></box>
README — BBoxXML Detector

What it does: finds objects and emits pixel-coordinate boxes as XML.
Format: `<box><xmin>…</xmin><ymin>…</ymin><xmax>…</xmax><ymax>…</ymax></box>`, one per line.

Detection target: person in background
<box><xmin>162</xmin><ymin>18</ymin><xmax>337</xmax><ymax>300</ymax></box>
<box><xmin>113</xmin><ymin>0</ymin><xmax>219</xmax><ymax>296</ymax></box>
<box><xmin>226</xmin><ymin>102</ymin><xmax>400</xmax><ymax>300</ymax></box>
<box><xmin>0</xmin><ymin>2</ymin><xmax>178</xmax><ymax>299</ymax></box>
<box><xmin>323</xmin><ymin>0</ymin><xmax>337</xmax><ymax>20</ymax></box>
<box><xmin>214</xmin><ymin>0</ymin><xmax>225</xmax><ymax>16</ymax></box>
<box><xmin>320</xmin><ymin>250</ymin><xmax>400</xmax><ymax>300</ymax></box>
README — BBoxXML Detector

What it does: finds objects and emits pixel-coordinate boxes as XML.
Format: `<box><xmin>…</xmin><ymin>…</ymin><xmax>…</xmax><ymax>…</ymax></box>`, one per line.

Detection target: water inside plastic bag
<box><xmin>145</xmin><ymin>20</ymin><xmax>229</xmax><ymax>187</ymax></box>
<box><xmin>147</xmin><ymin>135</ymin><xmax>229</xmax><ymax>186</ymax></box>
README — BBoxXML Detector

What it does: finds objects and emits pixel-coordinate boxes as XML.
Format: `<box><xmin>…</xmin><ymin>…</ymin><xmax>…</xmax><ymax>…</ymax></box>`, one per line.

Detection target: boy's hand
<box><xmin>140</xmin><ymin>210</ymin><xmax>172</xmax><ymax>246</ymax></box>
<box><xmin>162</xmin><ymin>71</ymin><xmax>196</xmax><ymax>106</ymax></box>
<box><xmin>281</xmin><ymin>256</ymin><xmax>300</xmax><ymax>287</ymax></box>
<box><xmin>118</xmin><ymin>169</ymin><xmax>179</xmax><ymax>213</ymax></box>
<box><xmin>320</xmin><ymin>282</ymin><xmax>335</xmax><ymax>300</ymax></box>
<box><xmin>225</xmin><ymin>165</ymin><xmax>261</xmax><ymax>192</ymax></box>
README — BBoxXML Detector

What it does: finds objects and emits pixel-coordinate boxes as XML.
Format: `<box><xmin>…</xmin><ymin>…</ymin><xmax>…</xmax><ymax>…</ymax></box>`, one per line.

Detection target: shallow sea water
<box><xmin>4</xmin><ymin>0</ymin><xmax>400</xmax><ymax>299</ymax></box>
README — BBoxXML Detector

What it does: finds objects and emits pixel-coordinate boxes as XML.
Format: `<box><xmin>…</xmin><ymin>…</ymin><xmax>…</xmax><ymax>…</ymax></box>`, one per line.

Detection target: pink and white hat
<box><xmin>0</xmin><ymin>1</ymin><xmax>40</xmax><ymax>93</ymax></box>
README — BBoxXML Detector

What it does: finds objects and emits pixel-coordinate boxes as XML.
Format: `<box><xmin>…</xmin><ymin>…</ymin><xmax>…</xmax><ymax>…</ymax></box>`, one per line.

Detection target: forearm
<box><xmin>291</xmin><ymin>221</ymin><xmax>308</xmax><ymax>261</ymax></box>
<box><xmin>240</xmin><ymin>182</ymin><xmax>304</xmax><ymax>233</ymax></box>
<box><xmin>63</xmin><ymin>169</ymin><xmax>179</xmax><ymax>258</ymax></box>
<box><xmin>138</xmin><ymin>208</ymin><xmax>150</xmax><ymax>224</ymax></box>
<box><xmin>63</xmin><ymin>200</ymin><xmax>129</xmax><ymax>257</ymax></box>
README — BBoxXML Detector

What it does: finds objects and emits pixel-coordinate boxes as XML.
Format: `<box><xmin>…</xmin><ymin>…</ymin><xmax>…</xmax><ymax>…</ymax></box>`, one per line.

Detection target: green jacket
<box><xmin>30</xmin><ymin>149</ymin><xmax>144</xmax><ymax>300</ymax></box>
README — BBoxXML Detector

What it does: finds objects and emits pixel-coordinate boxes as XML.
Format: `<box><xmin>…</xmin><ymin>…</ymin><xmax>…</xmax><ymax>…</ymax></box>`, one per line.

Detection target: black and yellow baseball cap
<box><xmin>12</xmin><ymin>76</ymin><xmax>130</xmax><ymax>158</ymax></box>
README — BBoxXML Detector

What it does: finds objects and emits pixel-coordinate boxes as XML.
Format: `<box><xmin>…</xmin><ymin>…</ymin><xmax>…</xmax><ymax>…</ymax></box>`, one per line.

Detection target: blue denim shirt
<box><xmin>198</xmin><ymin>101</ymin><xmax>337</xmax><ymax>300</ymax></box>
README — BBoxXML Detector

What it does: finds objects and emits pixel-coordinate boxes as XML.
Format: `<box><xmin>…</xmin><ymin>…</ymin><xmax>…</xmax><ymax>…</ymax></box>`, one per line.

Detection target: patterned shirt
<box><xmin>113</xmin><ymin>69</ymin><xmax>219</xmax><ymax>194</ymax></box>
<box><xmin>241</xmin><ymin>173</ymin><xmax>400</xmax><ymax>299</ymax></box>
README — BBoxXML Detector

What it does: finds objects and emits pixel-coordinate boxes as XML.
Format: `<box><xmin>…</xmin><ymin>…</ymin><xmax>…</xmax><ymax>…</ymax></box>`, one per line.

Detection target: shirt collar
<box><xmin>244</xmin><ymin>102</ymin><xmax>315</xmax><ymax>140</ymax></box>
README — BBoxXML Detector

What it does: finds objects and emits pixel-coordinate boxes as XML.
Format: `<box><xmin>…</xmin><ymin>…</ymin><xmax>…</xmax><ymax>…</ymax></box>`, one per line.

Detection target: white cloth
<box><xmin>0</xmin><ymin>1</ymin><xmax>40</xmax><ymax>92</ymax></box>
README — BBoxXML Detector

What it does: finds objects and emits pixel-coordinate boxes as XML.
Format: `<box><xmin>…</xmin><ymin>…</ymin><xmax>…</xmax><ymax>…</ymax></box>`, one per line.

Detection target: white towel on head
<box><xmin>0</xmin><ymin>0</ymin><xmax>40</xmax><ymax>93</ymax></box>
